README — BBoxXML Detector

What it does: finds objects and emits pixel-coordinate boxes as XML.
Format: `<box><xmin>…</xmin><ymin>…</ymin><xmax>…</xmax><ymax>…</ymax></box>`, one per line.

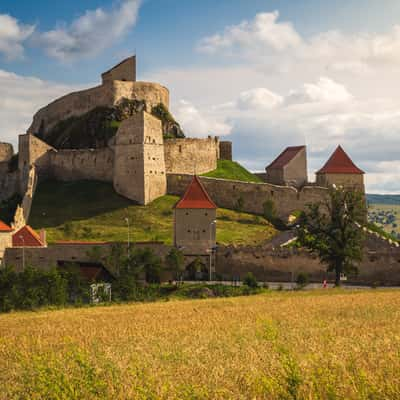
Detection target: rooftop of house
<box><xmin>266</xmin><ymin>146</ymin><xmax>306</xmax><ymax>170</ymax></box>
<box><xmin>317</xmin><ymin>145</ymin><xmax>364</xmax><ymax>175</ymax></box>
<box><xmin>0</xmin><ymin>220</ymin><xmax>13</xmax><ymax>232</ymax></box>
<box><xmin>12</xmin><ymin>225</ymin><xmax>45</xmax><ymax>247</ymax></box>
<box><xmin>175</xmin><ymin>176</ymin><xmax>217</xmax><ymax>209</ymax></box>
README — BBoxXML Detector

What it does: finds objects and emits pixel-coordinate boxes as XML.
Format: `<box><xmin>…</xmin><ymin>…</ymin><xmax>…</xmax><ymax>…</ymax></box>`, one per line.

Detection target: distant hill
<box><xmin>367</xmin><ymin>194</ymin><xmax>400</xmax><ymax>205</ymax></box>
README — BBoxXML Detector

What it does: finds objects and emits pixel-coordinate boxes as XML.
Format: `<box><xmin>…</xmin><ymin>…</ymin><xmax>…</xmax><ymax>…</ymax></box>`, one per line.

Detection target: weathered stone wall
<box><xmin>102</xmin><ymin>56</ymin><xmax>136</xmax><ymax>84</ymax></box>
<box><xmin>167</xmin><ymin>174</ymin><xmax>329</xmax><ymax>220</ymax></box>
<box><xmin>174</xmin><ymin>208</ymin><xmax>217</xmax><ymax>255</ymax></box>
<box><xmin>0</xmin><ymin>169</ymin><xmax>18</xmax><ymax>202</ymax></box>
<box><xmin>49</xmin><ymin>148</ymin><xmax>114</xmax><ymax>182</ymax></box>
<box><xmin>0</xmin><ymin>231</ymin><xmax>12</xmax><ymax>266</ymax></box>
<box><xmin>219</xmin><ymin>141</ymin><xmax>232</xmax><ymax>161</ymax></box>
<box><xmin>164</xmin><ymin>137</ymin><xmax>219</xmax><ymax>175</ymax></box>
<box><xmin>316</xmin><ymin>173</ymin><xmax>365</xmax><ymax>192</ymax></box>
<box><xmin>0</xmin><ymin>143</ymin><xmax>13</xmax><ymax>162</ymax></box>
<box><xmin>3</xmin><ymin>241</ymin><xmax>169</xmax><ymax>274</ymax></box>
<box><xmin>28</xmin><ymin>81</ymin><xmax>169</xmax><ymax>138</ymax></box>
<box><xmin>112</xmin><ymin>81</ymin><xmax>169</xmax><ymax>110</ymax></box>
<box><xmin>113</xmin><ymin>112</ymin><xmax>166</xmax><ymax>204</ymax></box>
<box><xmin>18</xmin><ymin>134</ymin><xmax>54</xmax><ymax>192</ymax></box>
<box><xmin>216</xmin><ymin>235</ymin><xmax>400</xmax><ymax>285</ymax></box>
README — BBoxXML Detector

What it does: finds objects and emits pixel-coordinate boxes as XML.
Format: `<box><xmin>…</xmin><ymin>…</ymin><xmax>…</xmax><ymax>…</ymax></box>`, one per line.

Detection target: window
<box><xmin>179</xmin><ymin>145</ymin><xmax>182</xmax><ymax>153</ymax></box>
<box><xmin>205</xmin><ymin>212</ymin><xmax>208</xmax><ymax>216</ymax></box>
<box><xmin>271</xmin><ymin>191</ymin><xmax>274</xmax><ymax>197</ymax></box>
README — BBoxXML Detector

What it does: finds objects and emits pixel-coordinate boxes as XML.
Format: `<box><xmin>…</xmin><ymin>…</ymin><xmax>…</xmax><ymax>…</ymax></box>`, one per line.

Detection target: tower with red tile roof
<box><xmin>174</xmin><ymin>176</ymin><xmax>217</xmax><ymax>255</ymax></box>
<box><xmin>316</xmin><ymin>146</ymin><xmax>365</xmax><ymax>192</ymax></box>
<box><xmin>265</xmin><ymin>146</ymin><xmax>307</xmax><ymax>188</ymax></box>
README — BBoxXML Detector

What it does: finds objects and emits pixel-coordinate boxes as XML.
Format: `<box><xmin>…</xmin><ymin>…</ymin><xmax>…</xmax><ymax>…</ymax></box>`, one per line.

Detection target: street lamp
<box><xmin>125</xmin><ymin>217</ymin><xmax>130</xmax><ymax>259</ymax></box>
<box><xmin>19</xmin><ymin>235</ymin><xmax>25</xmax><ymax>271</ymax></box>
<box><xmin>209</xmin><ymin>220</ymin><xmax>217</xmax><ymax>281</ymax></box>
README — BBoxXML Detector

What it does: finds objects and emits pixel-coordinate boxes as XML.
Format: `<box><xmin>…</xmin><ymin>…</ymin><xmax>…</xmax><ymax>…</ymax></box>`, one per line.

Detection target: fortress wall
<box><xmin>28</xmin><ymin>84</ymin><xmax>114</xmax><ymax>136</ymax></box>
<box><xmin>28</xmin><ymin>81</ymin><xmax>170</xmax><ymax>138</ymax></box>
<box><xmin>0</xmin><ymin>143</ymin><xmax>13</xmax><ymax>162</ymax></box>
<box><xmin>112</xmin><ymin>81</ymin><xmax>169</xmax><ymax>109</ymax></box>
<box><xmin>164</xmin><ymin>137</ymin><xmax>219</xmax><ymax>175</ymax></box>
<box><xmin>167</xmin><ymin>174</ymin><xmax>329</xmax><ymax>219</ymax></box>
<box><xmin>49</xmin><ymin>148</ymin><xmax>114</xmax><ymax>182</ymax></box>
<box><xmin>219</xmin><ymin>141</ymin><xmax>233</xmax><ymax>161</ymax></box>
<box><xmin>0</xmin><ymin>169</ymin><xmax>18</xmax><ymax>202</ymax></box>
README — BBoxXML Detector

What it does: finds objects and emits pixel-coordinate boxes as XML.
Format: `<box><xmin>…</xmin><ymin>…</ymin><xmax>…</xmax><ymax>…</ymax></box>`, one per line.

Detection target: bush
<box><xmin>296</xmin><ymin>272</ymin><xmax>309</xmax><ymax>289</ymax></box>
<box><xmin>243</xmin><ymin>272</ymin><xmax>258</xmax><ymax>288</ymax></box>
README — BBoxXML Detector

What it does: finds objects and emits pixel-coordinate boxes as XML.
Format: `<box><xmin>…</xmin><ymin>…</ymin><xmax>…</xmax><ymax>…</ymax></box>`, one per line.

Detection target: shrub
<box><xmin>296</xmin><ymin>272</ymin><xmax>309</xmax><ymax>289</ymax></box>
<box><xmin>243</xmin><ymin>272</ymin><xmax>258</xmax><ymax>288</ymax></box>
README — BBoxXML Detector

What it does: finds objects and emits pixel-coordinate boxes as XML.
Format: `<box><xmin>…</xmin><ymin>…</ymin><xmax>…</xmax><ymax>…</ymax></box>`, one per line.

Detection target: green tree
<box><xmin>296</xmin><ymin>187</ymin><xmax>366</xmax><ymax>286</ymax></box>
<box><xmin>165</xmin><ymin>248</ymin><xmax>185</xmax><ymax>281</ymax></box>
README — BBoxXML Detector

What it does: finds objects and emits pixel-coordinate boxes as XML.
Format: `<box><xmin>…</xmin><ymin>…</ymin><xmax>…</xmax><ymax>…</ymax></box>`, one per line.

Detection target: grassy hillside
<box><xmin>29</xmin><ymin>180</ymin><xmax>277</xmax><ymax>245</ymax></box>
<box><xmin>1</xmin><ymin>290</ymin><xmax>400</xmax><ymax>399</ymax></box>
<box><xmin>202</xmin><ymin>160</ymin><xmax>263</xmax><ymax>183</ymax></box>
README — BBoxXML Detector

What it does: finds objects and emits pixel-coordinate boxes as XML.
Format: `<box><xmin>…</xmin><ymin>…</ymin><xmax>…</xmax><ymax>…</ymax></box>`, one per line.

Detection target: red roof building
<box><xmin>265</xmin><ymin>146</ymin><xmax>308</xmax><ymax>188</ymax></box>
<box><xmin>316</xmin><ymin>146</ymin><xmax>365</xmax><ymax>192</ymax></box>
<box><xmin>12</xmin><ymin>225</ymin><xmax>46</xmax><ymax>247</ymax></box>
<box><xmin>317</xmin><ymin>146</ymin><xmax>364</xmax><ymax>175</ymax></box>
<box><xmin>0</xmin><ymin>220</ymin><xmax>13</xmax><ymax>232</ymax></box>
<box><xmin>174</xmin><ymin>176</ymin><xmax>217</xmax><ymax>257</ymax></box>
<box><xmin>175</xmin><ymin>175</ymin><xmax>217</xmax><ymax>209</ymax></box>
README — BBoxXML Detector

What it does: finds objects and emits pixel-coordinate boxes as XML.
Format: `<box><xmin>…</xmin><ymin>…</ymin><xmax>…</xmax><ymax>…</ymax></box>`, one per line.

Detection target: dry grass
<box><xmin>1</xmin><ymin>290</ymin><xmax>400</xmax><ymax>399</ymax></box>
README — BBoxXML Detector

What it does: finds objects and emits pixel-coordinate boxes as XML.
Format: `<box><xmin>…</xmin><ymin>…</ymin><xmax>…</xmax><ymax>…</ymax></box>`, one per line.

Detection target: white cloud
<box><xmin>174</xmin><ymin>100</ymin><xmax>231</xmax><ymax>138</ymax></box>
<box><xmin>35</xmin><ymin>0</ymin><xmax>141</xmax><ymax>62</ymax></box>
<box><xmin>286</xmin><ymin>77</ymin><xmax>353</xmax><ymax>105</ymax></box>
<box><xmin>0</xmin><ymin>70</ymin><xmax>82</xmax><ymax>148</ymax></box>
<box><xmin>0</xmin><ymin>14</ymin><xmax>34</xmax><ymax>60</ymax></box>
<box><xmin>198</xmin><ymin>11</ymin><xmax>301</xmax><ymax>54</ymax></box>
<box><xmin>236</xmin><ymin>88</ymin><xmax>283</xmax><ymax>110</ymax></box>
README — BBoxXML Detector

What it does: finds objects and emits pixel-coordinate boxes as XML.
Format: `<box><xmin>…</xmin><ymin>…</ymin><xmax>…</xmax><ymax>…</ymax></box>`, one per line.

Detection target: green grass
<box><xmin>29</xmin><ymin>180</ymin><xmax>277</xmax><ymax>245</ymax></box>
<box><xmin>202</xmin><ymin>160</ymin><xmax>263</xmax><ymax>183</ymax></box>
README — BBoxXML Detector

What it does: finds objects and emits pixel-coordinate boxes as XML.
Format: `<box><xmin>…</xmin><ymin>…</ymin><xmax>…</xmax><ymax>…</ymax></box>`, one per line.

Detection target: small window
<box><xmin>205</xmin><ymin>212</ymin><xmax>208</xmax><ymax>216</ymax></box>
<box><xmin>271</xmin><ymin>191</ymin><xmax>274</xmax><ymax>197</ymax></box>
<box><xmin>187</xmin><ymin>229</ymin><xmax>191</xmax><ymax>233</ymax></box>
<box><xmin>186</xmin><ymin>212</ymin><xmax>189</xmax><ymax>216</ymax></box>
<box><xmin>202</xmin><ymin>229</ymin><xmax>206</xmax><ymax>233</ymax></box>
<box><xmin>179</xmin><ymin>145</ymin><xmax>182</xmax><ymax>153</ymax></box>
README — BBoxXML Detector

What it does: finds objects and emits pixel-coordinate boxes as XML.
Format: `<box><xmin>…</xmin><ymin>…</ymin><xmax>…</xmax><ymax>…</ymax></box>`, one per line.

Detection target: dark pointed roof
<box><xmin>0</xmin><ymin>220</ymin><xmax>13</xmax><ymax>232</ymax></box>
<box><xmin>317</xmin><ymin>146</ymin><xmax>364</xmax><ymax>175</ymax></box>
<box><xmin>175</xmin><ymin>176</ymin><xmax>217</xmax><ymax>209</ymax></box>
<box><xmin>266</xmin><ymin>146</ymin><xmax>305</xmax><ymax>170</ymax></box>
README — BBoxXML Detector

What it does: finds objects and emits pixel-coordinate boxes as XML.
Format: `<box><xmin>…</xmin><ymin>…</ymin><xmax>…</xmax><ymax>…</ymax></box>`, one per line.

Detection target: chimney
<box><xmin>39</xmin><ymin>229</ymin><xmax>47</xmax><ymax>247</ymax></box>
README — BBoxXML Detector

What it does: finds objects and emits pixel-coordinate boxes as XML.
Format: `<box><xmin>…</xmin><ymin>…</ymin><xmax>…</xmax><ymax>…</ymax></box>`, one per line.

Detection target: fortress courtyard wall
<box><xmin>164</xmin><ymin>137</ymin><xmax>219</xmax><ymax>175</ymax></box>
<box><xmin>49</xmin><ymin>148</ymin><xmax>114</xmax><ymax>182</ymax></box>
<box><xmin>28</xmin><ymin>81</ymin><xmax>169</xmax><ymax>138</ymax></box>
<box><xmin>167</xmin><ymin>174</ymin><xmax>329</xmax><ymax>219</ymax></box>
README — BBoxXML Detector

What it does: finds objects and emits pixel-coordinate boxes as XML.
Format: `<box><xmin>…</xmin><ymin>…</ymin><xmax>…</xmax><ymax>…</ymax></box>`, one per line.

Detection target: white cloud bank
<box><xmin>0</xmin><ymin>14</ymin><xmax>34</xmax><ymax>60</ymax></box>
<box><xmin>35</xmin><ymin>0</ymin><xmax>141</xmax><ymax>62</ymax></box>
<box><xmin>0</xmin><ymin>70</ymin><xmax>82</xmax><ymax>148</ymax></box>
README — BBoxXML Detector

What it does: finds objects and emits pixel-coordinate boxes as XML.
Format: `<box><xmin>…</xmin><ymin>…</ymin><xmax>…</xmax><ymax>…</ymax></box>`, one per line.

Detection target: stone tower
<box><xmin>265</xmin><ymin>146</ymin><xmax>307</xmax><ymax>188</ymax></box>
<box><xmin>316</xmin><ymin>145</ymin><xmax>365</xmax><ymax>192</ymax></box>
<box><xmin>174</xmin><ymin>176</ymin><xmax>217</xmax><ymax>255</ymax></box>
<box><xmin>113</xmin><ymin>111</ymin><xmax>167</xmax><ymax>205</ymax></box>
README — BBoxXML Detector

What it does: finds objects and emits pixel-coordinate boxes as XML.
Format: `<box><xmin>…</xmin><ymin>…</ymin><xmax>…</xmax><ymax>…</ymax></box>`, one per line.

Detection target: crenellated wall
<box><xmin>167</xmin><ymin>174</ymin><xmax>329</xmax><ymax>219</ymax></box>
<box><xmin>164</xmin><ymin>137</ymin><xmax>219</xmax><ymax>175</ymax></box>
<box><xmin>49</xmin><ymin>148</ymin><xmax>114</xmax><ymax>182</ymax></box>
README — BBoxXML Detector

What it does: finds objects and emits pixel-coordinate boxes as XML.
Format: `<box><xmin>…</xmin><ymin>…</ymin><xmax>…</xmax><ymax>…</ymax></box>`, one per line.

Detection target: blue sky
<box><xmin>1</xmin><ymin>0</ymin><xmax>400</xmax><ymax>192</ymax></box>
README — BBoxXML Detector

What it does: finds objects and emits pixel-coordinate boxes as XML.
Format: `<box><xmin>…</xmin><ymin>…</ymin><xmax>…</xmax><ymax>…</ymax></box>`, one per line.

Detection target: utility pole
<box><xmin>209</xmin><ymin>220</ymin><xmax>216</xmax><ymax>281</ymax></box>
<box><xmin>125</xmin><ymin>218</ymin><xmax>130</xmax><ymax>259</ymax></box>
<box><xmin>19</xmin><ymin>235</ymin><xmax>25</xmax><ymax>271</ymax></box>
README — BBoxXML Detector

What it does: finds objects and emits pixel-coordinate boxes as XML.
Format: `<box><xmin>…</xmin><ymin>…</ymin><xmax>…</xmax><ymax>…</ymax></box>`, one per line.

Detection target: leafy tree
<box><xmin>243</xmin><ymin>272</ymin><xmax>258</xmax><ymax>288</ymax></box>
<box><xmin>165</xmin><ymin>248</ymin><xmax>185</xmax><ymax>281</ymax></box>
<box><xmin>297</xmin><ymin>187</ymin><xmax>366</xmax><ymax>286</ymax></box>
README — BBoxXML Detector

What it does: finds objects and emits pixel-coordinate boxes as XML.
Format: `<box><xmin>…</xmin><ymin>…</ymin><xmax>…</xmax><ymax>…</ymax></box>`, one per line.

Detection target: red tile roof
<box><xmin>0</xmin><ymin>220</ymin><xmax>13</xmax><ymax>232</ymax></box>
<box><xmin>12</xmin><ymin>225</ymin><xmax>45</xmax><ymax>247</ymax></box>
<box><xmin>266</xmin><ymin>146</ymin><xmax>305</xmax><ymax>170</ymax></box>
<box><xmin>175</xmin><ymin>176</ymin><xmax>217</xmax><ymax>209</ymax></box>
<box><xmin>317</xmin><ymin>146</ymin><xmax>364</xmax><ymax>175</ymax></box>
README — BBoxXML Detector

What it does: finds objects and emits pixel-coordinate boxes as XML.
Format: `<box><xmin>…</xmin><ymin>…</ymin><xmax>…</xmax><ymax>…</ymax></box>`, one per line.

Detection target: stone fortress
<box><xmin>0</xmin><ymin>56</ymin><xmax>365</xmax><ymax>231</ymax></box>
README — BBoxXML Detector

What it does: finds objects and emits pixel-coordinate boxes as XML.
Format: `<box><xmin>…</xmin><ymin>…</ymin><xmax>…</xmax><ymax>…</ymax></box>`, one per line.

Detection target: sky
<box><xmin>1</xmin><ymin>0</ymin><xmax>400</xmax><ymax>193</ymax></box>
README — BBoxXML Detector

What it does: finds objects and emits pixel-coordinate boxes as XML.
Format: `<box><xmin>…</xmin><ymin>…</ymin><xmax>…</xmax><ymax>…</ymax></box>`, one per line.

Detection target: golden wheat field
<box><xmin>1</xmin><ymin>290</ymin><xmax>400</xmax><ymax>399</ymax></box>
